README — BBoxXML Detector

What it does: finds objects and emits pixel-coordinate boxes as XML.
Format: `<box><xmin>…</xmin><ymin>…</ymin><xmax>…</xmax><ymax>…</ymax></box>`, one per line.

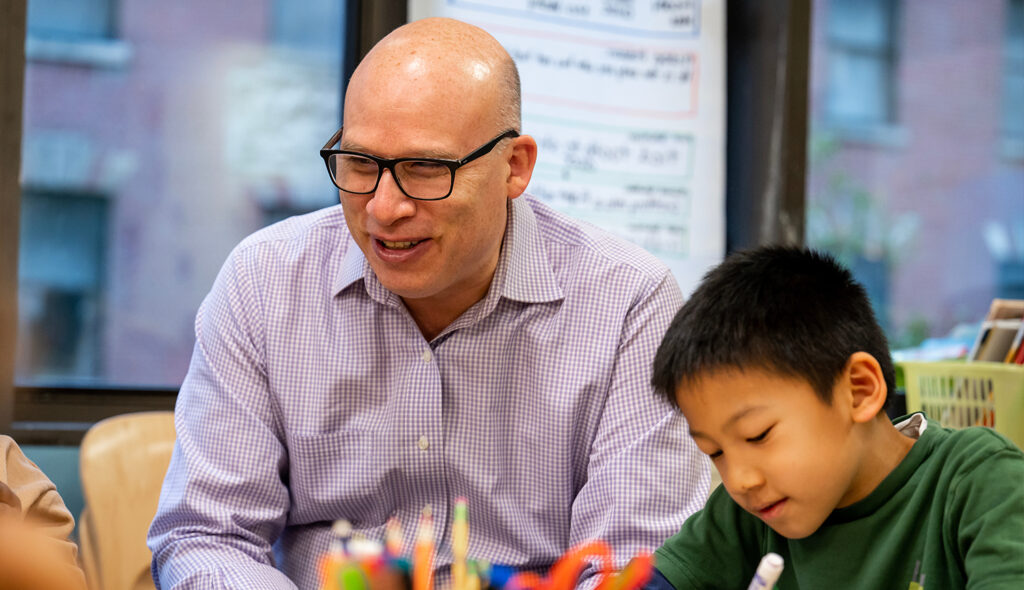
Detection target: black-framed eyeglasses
<box><xmin>320</xmin><ymin>128</ymin><xmax>520</xmax><ymax>201</ymax></box>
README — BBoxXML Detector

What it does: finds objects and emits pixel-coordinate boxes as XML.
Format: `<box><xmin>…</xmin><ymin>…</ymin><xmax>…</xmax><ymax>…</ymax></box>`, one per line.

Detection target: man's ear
<box><xmin>505</xmin><ymin>135</ymin><xmax>537</xmax><ymax>199</ymax></box>
<box><xmin>845</xmin><ymin>352</ymin><xmax>888</xmax><ymax>423</ymax></box>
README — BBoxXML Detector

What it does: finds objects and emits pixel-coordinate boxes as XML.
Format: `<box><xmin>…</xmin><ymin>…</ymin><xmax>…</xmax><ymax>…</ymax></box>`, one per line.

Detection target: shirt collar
<box><xmin>493</xmin><ymin>196</ymin><xmax>563</xmax><ymax>304</ymax></box>
<box><xmin>333</xmin><ymin>236</ymin><xmax>398</xmax><ymax>306</ymax></box>
<box><xmin>331</xmin><ymin>196</ymin><xmax>564</xmax><ymax>306</ymax></box>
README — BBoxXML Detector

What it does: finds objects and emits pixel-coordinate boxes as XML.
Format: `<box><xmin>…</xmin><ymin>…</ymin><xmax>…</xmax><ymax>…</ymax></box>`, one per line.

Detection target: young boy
<box><xmin>646</xmin><ymin>246</ymin><xmax>1024</xmax><ymax>589</ymax></box>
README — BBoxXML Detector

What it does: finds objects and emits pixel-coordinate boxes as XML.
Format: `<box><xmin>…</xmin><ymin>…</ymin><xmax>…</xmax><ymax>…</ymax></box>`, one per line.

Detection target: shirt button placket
<box><xmin>418</xmin><ymin>346</ymin><xmax>433</xmax><ymax>453</ymax></box>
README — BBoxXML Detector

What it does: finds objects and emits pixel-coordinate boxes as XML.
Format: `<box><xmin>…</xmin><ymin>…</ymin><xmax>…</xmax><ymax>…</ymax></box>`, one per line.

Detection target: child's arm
<box><xmin>951</xmin><ymin>438</ymin><xmax>1024</xmax><ymax>587</ymax></box>
<box><xmin>642</xmin><ymin>568</ymin><xmax>680</xmax><ymax>590</ymax></box>
<box><xmin>651</xmin><ymin>486</ymin><xmax>765</xmax><ymax>589</ymax></box>
<box><xmin>0</xmin><ymin>435</ymin><xmax>86</xmax><ymax>590</ymax></box>
<box><xmin>0</xmin><ymin>435</ymin><xmax>79</xmax><ymax>559</ymax></box>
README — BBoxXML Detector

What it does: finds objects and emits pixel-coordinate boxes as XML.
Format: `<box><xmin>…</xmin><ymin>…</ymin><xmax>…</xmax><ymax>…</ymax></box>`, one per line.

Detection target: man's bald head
<box><xmin>347</xmin><ymin>17</ymin><xmax>521</xmax><ymax>132</ymax></box>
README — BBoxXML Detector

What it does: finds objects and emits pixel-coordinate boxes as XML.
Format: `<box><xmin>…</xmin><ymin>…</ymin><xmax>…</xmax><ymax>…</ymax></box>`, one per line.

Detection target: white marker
<box><xmin>746</xmin><ymin>552</ymin><xmax>784</xmax><ymax>590</ymax></box>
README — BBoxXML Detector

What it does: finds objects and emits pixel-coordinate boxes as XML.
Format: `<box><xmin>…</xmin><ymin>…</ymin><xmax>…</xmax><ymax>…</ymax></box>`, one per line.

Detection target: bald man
<box><xmin>148</xmin><ymin>18</ymin><xmax>709</xmax><ymax>589</ymax></box>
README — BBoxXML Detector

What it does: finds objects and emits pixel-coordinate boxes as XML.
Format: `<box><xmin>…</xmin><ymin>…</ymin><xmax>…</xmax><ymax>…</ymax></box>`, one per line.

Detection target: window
<box><xmin>272</xmin><ymin>0</ymin><xmax>344</xmax><ymax>54</ymax></box>
<box><xmin>4</xmin><ymin>0</ymin><xmax>357</xmax><ymax>442</ymax></box>
<box><xmin>18</xmin><ymin>191</ymin><xmax>108</xmax><ymax>381</ymax></box>
<box><xmin>1005</xmin><ymin>0</ymin><xmax>1024</xmax><ymax>155</ymax></box>
<box><xmin>27</xmin><ymin>0</ymin><xmax>113</xmax><ymax>41</ymax></box>
<box><xmin>808</xmin><ymin>0</ymin><xmax>1024</xmax><ymax>354</ymax></box>
<box><xmin>825</xmin><ymin>0</ymin><xmax>899</xmax><ymax>127</ymax></box>
<box><xmin>18</xmin><ymin>1</ymin><xmax>345</xmax><ymax>388</ymax></box>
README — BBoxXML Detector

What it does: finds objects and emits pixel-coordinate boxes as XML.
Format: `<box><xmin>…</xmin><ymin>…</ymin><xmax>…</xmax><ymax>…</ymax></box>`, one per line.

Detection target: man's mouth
<box><xmin>378</xmin><ymin>238</ymin><xmax>422</xmax><ymax>250</ymax></box>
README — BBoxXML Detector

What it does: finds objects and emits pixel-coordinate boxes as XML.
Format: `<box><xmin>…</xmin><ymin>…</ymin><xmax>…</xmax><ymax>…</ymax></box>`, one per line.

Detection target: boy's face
<box><xmin>677</xmin><ymin>368</ymin><xmax>869</xmax><ymax>539</ymax></box>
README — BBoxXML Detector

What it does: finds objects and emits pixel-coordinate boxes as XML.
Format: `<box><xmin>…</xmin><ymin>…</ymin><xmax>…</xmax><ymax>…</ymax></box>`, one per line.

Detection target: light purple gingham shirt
<box><xmin>148</xmin><ymin>195</ymin><xmax>710</xmax><ymax>589</ymax></box>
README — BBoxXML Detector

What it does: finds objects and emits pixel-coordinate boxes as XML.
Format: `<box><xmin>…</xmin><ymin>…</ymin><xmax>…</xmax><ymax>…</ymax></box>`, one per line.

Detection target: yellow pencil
<box><xmin>385</xmin><ymin>516</ymin><xmax>404</xmax><ymax>557</ymax></box>
<box><xmin>466</xmin><ymin>560</ymin><xmax>481</xmax><ymax>590</ymax></box>
<box><xmin>451</xmin><ymin>498</ymin><xmax>469</xmax><ymax>590</ymax></box>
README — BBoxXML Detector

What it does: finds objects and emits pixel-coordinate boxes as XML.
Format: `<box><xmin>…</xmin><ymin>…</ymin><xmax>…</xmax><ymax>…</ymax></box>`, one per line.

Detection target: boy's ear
<box><xmin>845</xmin><ymin>352</ymin><xmax>887</xmax><ymax>423</ymax></box>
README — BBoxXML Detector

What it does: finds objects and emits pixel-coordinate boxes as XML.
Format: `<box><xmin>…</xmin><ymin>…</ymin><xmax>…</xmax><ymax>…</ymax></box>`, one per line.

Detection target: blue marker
<box><xmin>746</xmin><ymin>553</ymin><xmax>784</xmax><ymax>590</ymax></box>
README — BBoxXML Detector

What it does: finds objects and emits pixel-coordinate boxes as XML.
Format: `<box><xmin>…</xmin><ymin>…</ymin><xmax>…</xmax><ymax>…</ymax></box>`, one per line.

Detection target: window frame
<box><xmin>1</xmin><ymin>0</ymin><xmax>27</xmax><ymax>439</ymax></box>
<box><xmin>2</xmin><ymin>0</ymin><xmax>809</xmax><ymax>444</ymax></box>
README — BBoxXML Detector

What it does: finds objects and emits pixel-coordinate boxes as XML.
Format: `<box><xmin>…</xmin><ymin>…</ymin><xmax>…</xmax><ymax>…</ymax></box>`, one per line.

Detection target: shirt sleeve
<box><xmin>568</xmin><ymin>273</ymin><xmax>712</xmax><ymax>588</ymax></box>
<box><xmin>653</xmin><ymin>486</ymin><xmax>764</xmax><ymax>590</ymax></box>
<box><xmin>952</xmin><ymin>435</ymin><xmax>1024</xmax><ymax>589</ymax></box>
<box><xmin>147</xmin><ymin>245</ymin><xmax>298</xmax><ymax>590</ymax></box>
<box><xmin>0</xmin><ymin>435</ymin><xmax>85</xmax><ymax>583</ymax></box>
<box><xmin>1</xmin><ymin>435</ymin><xmax>77</xmax><ymax>546</ymax></box>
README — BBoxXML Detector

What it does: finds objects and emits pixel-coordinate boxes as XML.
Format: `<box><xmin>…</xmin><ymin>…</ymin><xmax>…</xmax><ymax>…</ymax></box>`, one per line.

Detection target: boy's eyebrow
<box><xmin>688</xmin><ymin>405</ymin><xmax>768</xmax><ymax>439</ymax></box>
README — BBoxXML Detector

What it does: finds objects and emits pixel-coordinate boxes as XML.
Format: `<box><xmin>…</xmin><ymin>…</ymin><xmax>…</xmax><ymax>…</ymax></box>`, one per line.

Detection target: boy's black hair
<box><xmin>652</xmin><ymin>245</ymin><xmax>895</xmax><ymax>406</ymax></box>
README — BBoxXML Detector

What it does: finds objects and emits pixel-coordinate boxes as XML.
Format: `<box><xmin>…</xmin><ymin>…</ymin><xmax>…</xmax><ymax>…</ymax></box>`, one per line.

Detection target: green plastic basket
<box><xmin>898</xmin><ymin>361</ymin><xmax>1024</xmax><ymax>449</ymax></box>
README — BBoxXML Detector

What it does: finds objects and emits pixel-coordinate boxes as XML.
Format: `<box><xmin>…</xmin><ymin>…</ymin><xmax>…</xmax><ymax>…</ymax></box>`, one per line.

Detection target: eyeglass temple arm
<box><xmin>321</xmin><ymin>127</ymin><xmax>344</xmax><ymax>152</ymax></box>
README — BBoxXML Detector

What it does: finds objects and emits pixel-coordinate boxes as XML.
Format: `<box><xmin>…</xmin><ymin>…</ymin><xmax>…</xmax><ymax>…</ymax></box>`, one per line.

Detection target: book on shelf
<box><xmin>1014</xmin><ymin>337</ymin><xmax>1024</xmax><ymax>364</ymax></box>
<box><xmin>1007</xmin><ymin>320</ymin><xmax>1024</xmax><ymax>365</ymax></box>
<box><xmin>968</xmin><ymin>299</ymin><xmax>1024</xmax><ymax>363</ymax></box>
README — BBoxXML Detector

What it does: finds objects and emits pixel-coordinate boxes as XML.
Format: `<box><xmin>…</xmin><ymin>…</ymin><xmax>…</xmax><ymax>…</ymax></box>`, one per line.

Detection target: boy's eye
<box><xmin>707</xmin><ymin>449</ymin><xmax>723</xmax><ymax>459</ymax></box>
<box><xmin>746</xmin><ymin>427</ymin><xmax>773</xmax><ymax>443</ymax></box>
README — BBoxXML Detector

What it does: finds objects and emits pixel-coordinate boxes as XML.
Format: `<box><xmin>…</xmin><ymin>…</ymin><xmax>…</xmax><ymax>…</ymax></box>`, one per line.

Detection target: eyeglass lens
<box><xmin>329</xmin><ymin>155</ymin><xmax>453</xmax><ymax>200</ymax></box>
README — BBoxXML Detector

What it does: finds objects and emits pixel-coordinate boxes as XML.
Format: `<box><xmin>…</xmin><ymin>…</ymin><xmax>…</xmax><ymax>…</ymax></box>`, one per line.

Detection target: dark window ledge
<box><xmin>10</xmin><ymin>384</ymin><xmax>177</xmax><ymax>445</ymax></box>
<box><xmin>25</xmin><ymin>36</ymin><xmax>132</xmax><ymax>69</ymax></box>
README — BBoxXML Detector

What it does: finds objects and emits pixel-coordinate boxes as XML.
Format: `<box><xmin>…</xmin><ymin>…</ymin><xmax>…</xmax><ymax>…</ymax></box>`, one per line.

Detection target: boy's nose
<box><xmin>724</xmin><ymin>461</ymin><xmax>765</xmax><ymax>493</ymax></box>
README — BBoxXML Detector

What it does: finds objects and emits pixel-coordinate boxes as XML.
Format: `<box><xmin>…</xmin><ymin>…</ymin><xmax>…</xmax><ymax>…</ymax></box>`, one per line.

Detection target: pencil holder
<box><xmin>898</xmin><ymin>361</ymin><xmax>1024</xmax><ymax>449</ymax></box>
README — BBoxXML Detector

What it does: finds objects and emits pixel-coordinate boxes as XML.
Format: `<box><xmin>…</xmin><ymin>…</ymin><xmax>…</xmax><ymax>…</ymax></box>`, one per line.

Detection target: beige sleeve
<box><xmin>0</xmin><ymin>434</ymin><xmax>82</xmax><ymax>568</ymax></box>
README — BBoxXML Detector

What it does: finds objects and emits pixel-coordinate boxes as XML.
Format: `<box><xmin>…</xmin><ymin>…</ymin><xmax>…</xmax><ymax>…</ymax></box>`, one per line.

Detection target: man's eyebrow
<box><xmin>337</xmin><ymin>140</ymin><xmax>372</xmax><ymax>153</ymax></box>
<box><xmin>338</xmin><ymin>143</ymin><xmax>458</xmax><ymax>160</ymax></box>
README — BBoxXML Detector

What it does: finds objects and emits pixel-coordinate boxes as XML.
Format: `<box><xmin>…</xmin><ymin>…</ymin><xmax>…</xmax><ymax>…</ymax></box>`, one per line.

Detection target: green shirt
<box><xmin>654</xmin><ymin>414</ymin><xmax>1024</xmax><ymax>589</ymax></box>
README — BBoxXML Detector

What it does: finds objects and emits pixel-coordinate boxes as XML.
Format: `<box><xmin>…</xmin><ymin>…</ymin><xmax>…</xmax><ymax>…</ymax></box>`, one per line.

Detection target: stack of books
<box><xmin>968</xmin><ymin>299</ymin><xmax>1024</xmax><ymax>364</ymax></box>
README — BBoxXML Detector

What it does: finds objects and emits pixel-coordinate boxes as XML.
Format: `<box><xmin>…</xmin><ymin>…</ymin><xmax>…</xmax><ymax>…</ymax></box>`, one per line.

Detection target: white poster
<box><xmin>407</xmin><ymin>0</ymin><xmax>725</xmax><ymax>293</ymax></box>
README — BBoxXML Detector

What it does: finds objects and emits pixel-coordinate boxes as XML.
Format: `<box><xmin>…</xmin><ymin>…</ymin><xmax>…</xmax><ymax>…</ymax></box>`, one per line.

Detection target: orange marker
<box><xmin>413</xmin><ymin>506</ymin><xmax>435</xmax><ymax>590</ymax></box>
<box><xmin>607</xmin><ymin>552</ymin><xmax>654</xmax><ymax>590</ymax></box>
<box><xmin>546</xmin><ymin>540</ymin><xmax>613</xmax><ymax>590</ymax></box>
<box><xmin>319</xmin><ymin>520</ymin><xmax>353</xmax><ymax>590</ymax></box>
<box><xmin>505</xmin><ymin>571</ymin><xmax>544</xmax><ymax>590</ymax></box>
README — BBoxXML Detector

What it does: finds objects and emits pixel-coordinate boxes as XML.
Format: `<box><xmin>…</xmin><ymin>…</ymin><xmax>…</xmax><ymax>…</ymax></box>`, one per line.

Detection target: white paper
<box><xmin>408</xmin><ymin>0</ymin><xmax>725</xmax><ymax>293</ymax></box>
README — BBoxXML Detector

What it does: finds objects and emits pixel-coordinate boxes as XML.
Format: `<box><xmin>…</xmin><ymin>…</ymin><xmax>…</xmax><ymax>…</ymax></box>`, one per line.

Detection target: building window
<box><xmin>27</xmin><ymin>0</ymin><xmax>114</xmax><ymax>41</ymax></box>
<box><xmin>1005</xmin><ymin>0</ymin><xmax>1024</xmax><ymax>154</ymax></box>
<box><xmin>272</xmin><ymin>0</ymin><xmax>344</xmax><ymax>54</ymax></box>
<box><xmin>808</xmin><ymin>0</ymin><xmax>1024</xmax><ymax>355</ymax></box>
<box><xmin>17</xmin><ymin>192</ymin><xmax>108</xmax><ymax>381</ymax></box>
<box><xmin>825</xmin><ymin>0</ymin><xmax>899</xmax><ymax>126</ymax></box>
<box><xmin>17</xmin><ymin>1</ymin><xmax>344</xmax><ymax>390</ymax></box>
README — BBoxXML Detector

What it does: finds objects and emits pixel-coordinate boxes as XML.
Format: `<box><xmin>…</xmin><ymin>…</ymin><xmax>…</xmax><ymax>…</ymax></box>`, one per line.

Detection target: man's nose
<box><xmin>366</xmin><ymin>168</ymin><xmax>416</xmax><ymax>225</ymax></box>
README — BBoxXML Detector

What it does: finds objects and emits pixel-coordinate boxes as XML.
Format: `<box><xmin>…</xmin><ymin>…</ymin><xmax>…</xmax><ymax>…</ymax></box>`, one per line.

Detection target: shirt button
<box><xmin>417</xmin><ymin>436</ymin><xmax>430</xmax><ymax>451</ymax></box>
<box><xmin>422</xmin><ymin>349</ymin><xmax>432</xmax><ymax>362</ymax></box>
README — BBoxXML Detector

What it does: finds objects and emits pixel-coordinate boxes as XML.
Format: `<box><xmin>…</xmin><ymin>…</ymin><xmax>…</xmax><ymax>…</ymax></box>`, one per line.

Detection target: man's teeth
<box><xmin>381</xmin><ymin>239</ymin><xmax>420</xmax><ymax>249</ymax></box>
